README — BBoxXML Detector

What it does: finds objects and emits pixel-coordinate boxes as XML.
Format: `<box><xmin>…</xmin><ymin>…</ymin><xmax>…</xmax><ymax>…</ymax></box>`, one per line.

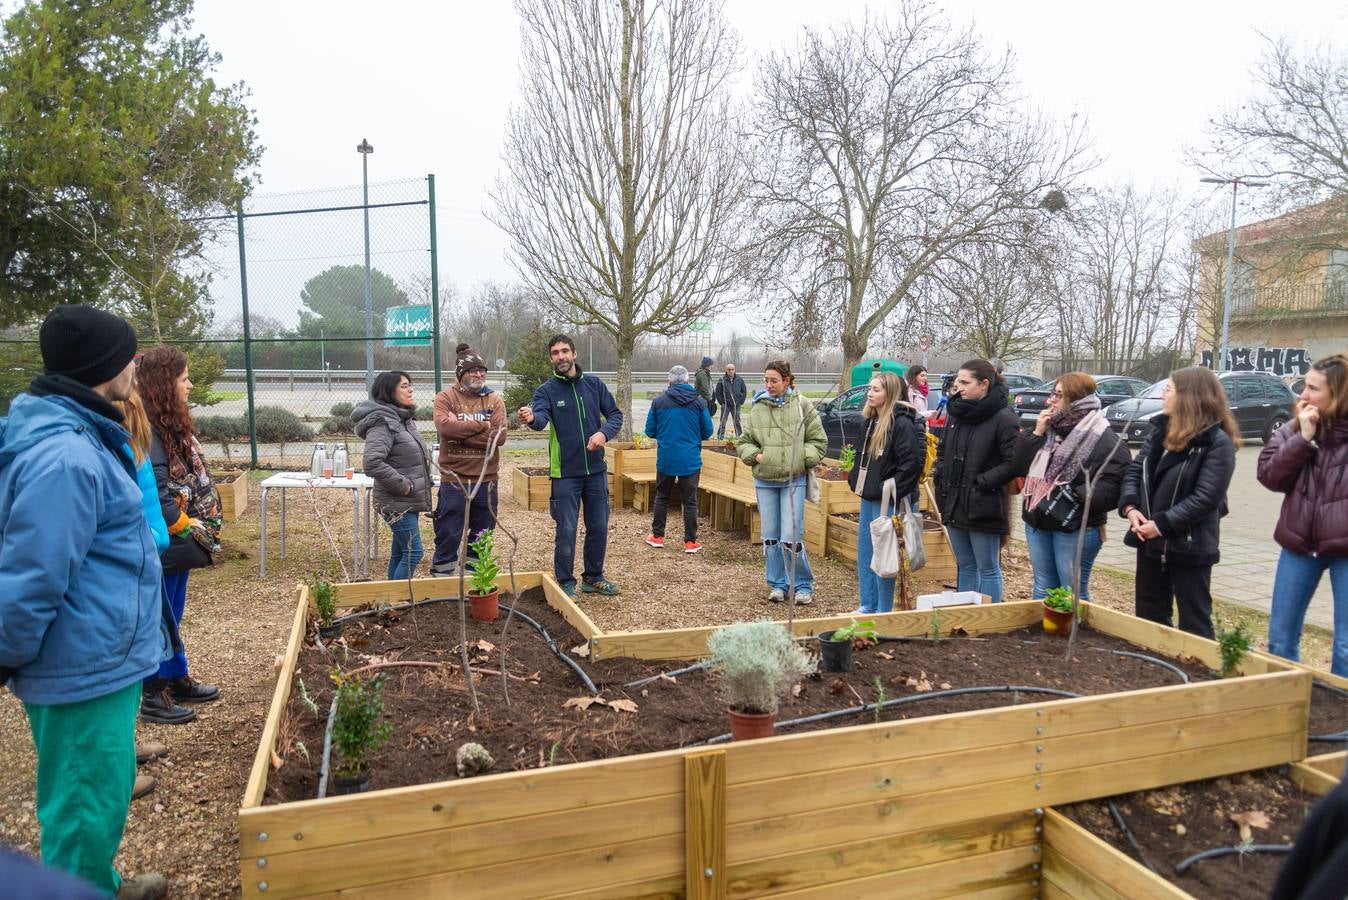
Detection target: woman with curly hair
<box><xmin>137</xmin><ymin>347</ymin><xmax>220</xmax><ymax>725</ymax></box>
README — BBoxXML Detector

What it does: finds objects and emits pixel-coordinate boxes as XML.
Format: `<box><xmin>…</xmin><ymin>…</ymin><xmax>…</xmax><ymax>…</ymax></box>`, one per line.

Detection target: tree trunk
<box><xmin>615</xmin><ymin>335</ymin><xmax>635</xmax><ymax>441</ymax></box>
<box><xmin>839</xmin><ymin>330</ymin><xmax>869</xmax><ymax>390</ymax></box>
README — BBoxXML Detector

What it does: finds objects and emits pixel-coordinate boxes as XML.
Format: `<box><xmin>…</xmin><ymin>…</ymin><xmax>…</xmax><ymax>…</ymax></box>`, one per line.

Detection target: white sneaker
<box><xmin>793</xmin><ymin>592</ymin><xmax>814</xmax><ymax>605</ymax></box>
<box><xmin>849</xmin><ymin>607</ymin><xmax>867</xmax><ymax>615</ymax></box>
<box><xmin>767</xmin><ymin>589</ymin><xmax>786</xmax><ymax>603</ymax></box>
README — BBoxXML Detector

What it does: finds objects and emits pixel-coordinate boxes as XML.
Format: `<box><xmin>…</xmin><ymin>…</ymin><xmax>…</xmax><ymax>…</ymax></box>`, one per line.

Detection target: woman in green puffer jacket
<box><xmin>737</xmin><ymin>360</ymin><xmax>827</xmax><ymax>604</ymax></box>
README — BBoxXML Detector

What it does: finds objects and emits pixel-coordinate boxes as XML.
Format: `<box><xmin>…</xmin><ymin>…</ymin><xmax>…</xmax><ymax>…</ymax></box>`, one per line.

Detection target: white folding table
<box><xmin>258</xmin><ymin>473</ymin><xmax>378</xmax><ymax>578</ymax></box>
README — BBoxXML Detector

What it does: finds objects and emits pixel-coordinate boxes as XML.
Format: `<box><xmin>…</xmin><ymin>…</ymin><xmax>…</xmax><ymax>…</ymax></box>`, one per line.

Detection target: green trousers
<box><xmin>24</xmin><ymin>681</ymin><xmax>141</xmax><ymax>896</ymax></box>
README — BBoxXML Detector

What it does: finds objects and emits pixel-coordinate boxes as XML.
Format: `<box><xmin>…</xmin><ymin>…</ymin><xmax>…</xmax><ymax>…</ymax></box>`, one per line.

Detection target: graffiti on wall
<box><xmin>1200</xmin><ymin>346</ymin><xmax>1312</xmax><ymax>376</ymax></box>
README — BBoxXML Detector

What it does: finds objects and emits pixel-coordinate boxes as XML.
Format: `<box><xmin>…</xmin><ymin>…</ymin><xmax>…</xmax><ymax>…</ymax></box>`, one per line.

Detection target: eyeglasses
<box><xmin>1049</xmin><ymin>390</ymin><xmax>1063</xmax><ymax>398</ymax></box>
<box><xmin>133</xmin><ymin>353</ymin><xmax>144</xmax><ymax>368</ymax></box>
<box><xmin>398</xmin><ymin>381</ymin><xmax>412</xmax><ymax>390</ymax></box>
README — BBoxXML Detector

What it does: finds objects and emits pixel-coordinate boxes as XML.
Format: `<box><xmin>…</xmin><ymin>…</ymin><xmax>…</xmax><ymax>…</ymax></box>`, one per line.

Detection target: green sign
<box><xmin>384</xmin><ymin>305</ymin><xmax>432</xmax><ymax>347</ymax></box>
<box><xmin>687</xmin><ymin>320</ymin><xmax>714</xmax><ymax>333</ymax></box>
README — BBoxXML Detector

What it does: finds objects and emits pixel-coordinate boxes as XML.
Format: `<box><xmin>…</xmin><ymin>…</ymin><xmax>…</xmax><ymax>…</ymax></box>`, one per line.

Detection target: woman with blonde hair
<box><xmin>1012</xmin><ymin>372</ymin><xmax>1130</xmax><ymax>602</ymax></box>
<box><xmin>1118</xmin><ymin>366</ymin><xmax>1239</xmax><ymax>637</ymax></box>
<box><xmin>847</xmin><ymin>372</ymin><xmax>924</xmax><ymax>613</ymax></box>
<box><xmin>1260</xmin><ymin>354</ymin><xmax>1348</xmax><ymax>675</ymax></box>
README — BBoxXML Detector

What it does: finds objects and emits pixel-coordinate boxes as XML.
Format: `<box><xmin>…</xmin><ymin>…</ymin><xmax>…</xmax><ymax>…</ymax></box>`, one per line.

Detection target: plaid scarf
<box><xmin>1023</xmin><ymin>394</ymin><xmax>1107</xmax><ymax>513</ymax></box>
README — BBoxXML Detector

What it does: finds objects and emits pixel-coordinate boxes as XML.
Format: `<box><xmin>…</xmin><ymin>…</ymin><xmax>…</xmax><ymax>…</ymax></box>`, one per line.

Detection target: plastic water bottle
<box><xmin>310</xmin><ymin>443</ymin><xmax>325</xmax><ymax>478</ymax></box>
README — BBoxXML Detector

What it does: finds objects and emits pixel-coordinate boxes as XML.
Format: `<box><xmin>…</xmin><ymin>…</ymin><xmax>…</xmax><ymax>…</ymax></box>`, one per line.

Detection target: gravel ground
<box><xmin>0</xmin><ymin>449</ymin><xmax>1330</xmax><ymax>896</ymax></box>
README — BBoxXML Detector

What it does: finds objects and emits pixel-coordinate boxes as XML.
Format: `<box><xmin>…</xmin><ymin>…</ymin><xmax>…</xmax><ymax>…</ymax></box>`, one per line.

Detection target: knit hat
<box><xmin>455</xmin><ymin>343</ymin><xmax>488</xmax><ymax>380</ymax></box>
<box><xmin>39</xmin><ymin>304</ymin><xmax>138</xmax><ymax>387</ymax></box>
<box><xmin>701</xmin><ymin>355</ymin><xmax>713</xmax><ymax>368</ymax></box>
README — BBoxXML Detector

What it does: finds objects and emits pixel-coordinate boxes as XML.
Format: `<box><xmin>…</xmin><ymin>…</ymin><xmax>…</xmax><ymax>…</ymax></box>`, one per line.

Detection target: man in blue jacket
<box><xmin>517</xmin><ymin>334</ymin><xmax>624</xmax><ymax>596</ymax></box>
<box><xmin>644</xmin><ymin>365</ymin><xmax>713</xmax><ymax>553</ymax></box>
<box><xmin>0</xmin><ymin>305</ymin><xmax>170</xmax><ymax>900</ymax></box>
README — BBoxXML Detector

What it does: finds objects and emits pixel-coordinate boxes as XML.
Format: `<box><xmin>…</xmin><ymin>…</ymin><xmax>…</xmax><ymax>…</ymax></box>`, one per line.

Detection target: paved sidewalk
<box><xmin>1012</xmin><ymin>446</ymin><xmax>1335</xmax><ymax>629</ymax></box>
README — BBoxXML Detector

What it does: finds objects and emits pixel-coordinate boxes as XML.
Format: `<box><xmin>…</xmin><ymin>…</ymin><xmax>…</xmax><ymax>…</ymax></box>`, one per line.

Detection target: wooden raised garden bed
<box><xmin>240</xmin><ymin>576</ymin><xmax>1327</xmax><ymax>899</ymax></box>
<box><xmin>826</xmin><ymin>511</ymin><xmax>958</xmax><ymax>585</ymax></box>
<box><xmin>510</xmin><ymin>466</ymin><xmax>550</xmax><ymax>512</ymax></box>
<box><xmin>216</xmin><ymin>470</ymin><xmax>249</xmax><ymax>521</ymax></box>
<box><xmin>604</xmin><ymin>441</ymin><xmax>659</xmax><ymax>510</ymax></box>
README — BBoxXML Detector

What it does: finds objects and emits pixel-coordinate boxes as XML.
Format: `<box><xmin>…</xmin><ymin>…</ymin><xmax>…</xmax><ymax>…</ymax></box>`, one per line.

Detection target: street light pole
<box><xmin>1200</xmin><ymin>176</ymin><xmax>1267</xmax><ymax>372</ymax></box>
<box><xmin>358</xmin><ymin>138</ymin><xmax>375</xmax><ymax>391</ymax></box>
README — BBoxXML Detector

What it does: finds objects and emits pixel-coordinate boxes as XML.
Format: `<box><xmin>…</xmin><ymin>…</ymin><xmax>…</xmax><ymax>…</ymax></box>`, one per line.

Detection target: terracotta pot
<box><xmin>1042</xmin><ymin>603</ymin><xmax>1074</xmax><ymax>636</ymax></box>
<box><xmin>727</xmin><ymin>708</ymin><xmax>776</xmax><ymax>741</ymax></box>
<box><xmin>331</xmin><ymin>771</ymin><xmax>370</xmax><ymax>795</ymax></box>
<box><xmin>468</xmin><ymin>589</ymin><xmax>499</xmax><ymax>622</ymax></box>
<box><xmin>817</xmin><ymin>631</ymin><xmax>854</xmax><ymax>672</ymax></box>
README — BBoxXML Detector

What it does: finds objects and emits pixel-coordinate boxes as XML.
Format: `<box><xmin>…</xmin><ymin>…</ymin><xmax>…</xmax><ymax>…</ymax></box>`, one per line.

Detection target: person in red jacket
<box><xmin>1260</xmin><ymin>354</ymin><xmax>1348</xmax><ymax>676</ymax></box>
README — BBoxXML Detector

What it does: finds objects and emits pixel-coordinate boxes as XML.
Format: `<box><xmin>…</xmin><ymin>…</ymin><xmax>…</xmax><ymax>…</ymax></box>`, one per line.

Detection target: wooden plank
<box><xmin>1084</xmin><ymin>603</ymin><xmax>1288</xmax><ymax>676</ymax></box>
<box><xmin>590</xmin><ymin>601</ymin><xmax>1043</xmax><ymax>660</ymax></box>
<box><xmin>1043</xmin><ymin>808</ymin><xmax>1190</xmax><ymax>900</ymax></box>
<box><xmin>536</xmin><ymin>572</ymin><xmax>604</xmax><ymax>640</ymax></box>
<box><xmin>1289</xmin><ymin>760</ymin><xmax>1341</xmax><ymax>796</ymax></box>
<box><xmin>724</xmin><ymin>810</ymin><xmax>1036</xmax><ymax>897</ymax></box>
<box><xmin>239</xmin><ymin>745</ymin><xmax>687</xmax><ymax>859</ymax></box>
<box><xmin>765</xmin><ymin>844</ymin><xmax>1038</xmax><ymax>899</ymax></box>
<box><xmin>684</xmin><ymin>751</ymin><xmax>726</xmax><ymax>900</ymax></box>
<box><xmin>1302</xmin><ymin>750</ymin><xmax>1348</xmax><ymax>778</ymax></box>
<box><xmin>1249</xmin><ymin>650</ymin><xmax>1348</xmax><ymax>689</ymax></box>
<box><xmin>241</xmin><ymin>793</ymin><xmax>684</xmax><ymax>897</ymax></box>
<box><xmin>242</xmin><ymin>585</ymin><xmax>309</xmax><ymax>810</ymax></box>
<box><xmin>331</xmin><ymin>572</ymin><xmax>543</xmax><ymax>609</ymax></box>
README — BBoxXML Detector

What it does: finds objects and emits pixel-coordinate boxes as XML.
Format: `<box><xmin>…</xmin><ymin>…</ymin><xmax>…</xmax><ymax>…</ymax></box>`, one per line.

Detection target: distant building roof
<box><xmin>1193</xmin><ymin>194</ymin><xmax>1348</xmax><ymax>253</ymax></box>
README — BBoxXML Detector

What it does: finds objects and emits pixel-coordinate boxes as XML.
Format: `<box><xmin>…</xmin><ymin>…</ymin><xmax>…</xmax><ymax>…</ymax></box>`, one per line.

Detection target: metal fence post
<box><xmin>236</xmin><ymin>202</ymin><xmax>259</xmax><ymax>468</ymax></box>
<box><xmin>428</xmin><ymin>173</ymin><xmax>442</xmax><ymax>392</ymax></box>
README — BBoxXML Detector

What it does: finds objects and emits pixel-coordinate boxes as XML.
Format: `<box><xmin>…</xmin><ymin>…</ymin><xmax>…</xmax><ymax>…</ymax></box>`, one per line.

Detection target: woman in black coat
<box><xmin>1012</xmin><ymin>372</ymin><xmax>1130</xmax><ymax>602</ymax></box>
<box><xmin>934</xmin><ymin>359</ymin><xmax>1020</xmax><ymax>602</ymax></box>
<box><xmin>1118</xmin><ymin>366</ymin><xmax>1239</xmax><ymax>638</ymax></box>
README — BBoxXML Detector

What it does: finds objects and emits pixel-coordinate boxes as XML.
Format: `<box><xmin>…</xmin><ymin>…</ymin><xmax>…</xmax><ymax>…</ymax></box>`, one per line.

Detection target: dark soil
<box><xmin>267</xmin><ymin>587</ymin><xmax>1244</xmax><ymax>804</ymax></box>
<box><xmin>836</xmin><ymin>510</ymin><xmax>944</xmax><ymax>530</ymax></box>
<box><xmin>520</xmin><ymin>466</ymin><xmax>550</xmax><ymax>476</ymax></box>
<box><xmin>1308</xmin><ymin>680</ymin><xmax>1348</xmax><ymax>746</ymax></box>
<box><xmin>703</xmin><ymin>444</ymin><xmax>739</xmax><ymax>457</ymax></box>
<box><xmin>814</xmin><ymin>464</ymin><xmax>848</xmax><ymax>481</ymax></box>
<box><xmin>1059</xmin><ymin>768</ymin><xmax>1314</xmax><ymax>898</ymax></box>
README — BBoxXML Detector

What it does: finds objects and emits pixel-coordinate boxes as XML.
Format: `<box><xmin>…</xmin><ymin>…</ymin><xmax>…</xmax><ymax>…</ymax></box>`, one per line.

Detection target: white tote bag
<box><xmin>869</xmin><ymin>479</ymin><xmax>902</xmax><ymax>579</ymax></box>
<box><xmin>901</xmin><ymin>494</ymin><xmax>927</xmax><ymax>572</ymax></box>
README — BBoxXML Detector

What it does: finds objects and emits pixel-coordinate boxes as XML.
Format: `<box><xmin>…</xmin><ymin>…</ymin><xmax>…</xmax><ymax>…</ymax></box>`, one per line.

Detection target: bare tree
<box><xmin>1196</xmin><ymin>35</ymin><xmax>1348</xmax><ymax>212</ymax></box>
<box><xmin>746</xmin><ymin>4</ymin><xmax>1091</xmax><ymax>374</ymax></box>
<box><xmin>491</xmin><ymin>0</ymin><xmax>748</xmax><ymax>438</ymax></box>
<box><xmin>926</xmin><ymin>238</ymin><xmax>1055</xmax><ymax>362</ymax></box>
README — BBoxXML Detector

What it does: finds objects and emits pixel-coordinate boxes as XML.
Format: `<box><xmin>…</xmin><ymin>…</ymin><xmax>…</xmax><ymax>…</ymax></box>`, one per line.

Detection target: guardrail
<box><xmin>220</xmin><ymin>369</ymin><xmax>846</xmax><ymax>390</ymax></box>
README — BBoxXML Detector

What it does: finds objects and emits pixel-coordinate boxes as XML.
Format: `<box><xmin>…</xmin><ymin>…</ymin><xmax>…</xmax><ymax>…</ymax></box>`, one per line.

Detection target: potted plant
<box><xmin>838</xmin><ymin>444</ymin><xmax>856</xmax><ymax>473</ymax></box>
<box><xmin>1042</xmin><ymin>586</ymin><xmax>1075</xmax><ymax>636</ymax></box>
<box><xmin>311</xmin><ymin>573</ymin><xmax>341</xmax><ymax>640</ymax></box>
<box><xmin>329</xmin><ymin>670</ymin><xmax>393</xmax><ymax>795</ymax></box>
<box><xmin>707</xmin><ymin>621</ymin><xmax>816</xmax><ymax>740</ymax></box>
<box><xmin>817</xmin><ymin>618</ymin><xmax>877</xmax><ymax>672</ymax></box>
<box><xmin>466</xmin><ymin>529</ymin><xmax>500</xmax><ymax>622</ymax></box>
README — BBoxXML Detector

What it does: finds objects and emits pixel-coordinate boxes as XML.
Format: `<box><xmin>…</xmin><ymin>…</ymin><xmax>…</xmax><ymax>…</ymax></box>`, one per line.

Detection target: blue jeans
<box><xmin>1024</xmin><ymin>523</ymin><xmax>1104</xmax><ymax>601</ymax></box>
<box><xmin>432</xmin><ymin>481</ymin><xmax>499</xmax><ymax>570</ymax></box>
<box><xmin>1267</xmin><ymin>549</ymin><xmax>1348</xmax><ymax>677</ymax></box>
<box><xmin>385</xmin><ymin>512</ymin><xmax>425</xmax><ymax>580</ymax></box>
<box><xmin>756</xmin><ymin>477</ymin><xmax>814</xmax><ymax>594</ymax></box>
<box><xmin>857</xmin><ymin>496</ymin><xmax>896</xmax><ymax>613</ymax></box>
<box><xmin>946</xmin><ymin>526</ymin><xmax>1004</xmax><ymax>603</ymax></box>
<box><xmin>154</xmin><ymin>571</ymin><xmax>190</xmax><ymax>680</ymax></box>
<box><xmin>550</xmin><ymin>472</ymin><xmax>610</xmax><ymax>589</ymax></box>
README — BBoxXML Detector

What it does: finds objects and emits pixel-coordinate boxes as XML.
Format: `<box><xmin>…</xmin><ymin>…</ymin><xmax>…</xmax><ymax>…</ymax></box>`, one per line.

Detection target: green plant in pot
<box><xmin>311</xmin><ymin>573</ymin><xmax>341</xmax><ymax>639</ymax></box>
<box><xmin>707</xmin><ymin>621</ymin><xmax>816</xmax><ymax>740</ymax></box>
<box><xmin>330</xmin><ymin>670</ymin><xmax>393</xmax><ymax>794</ymax></box>
<box><xmin>466</xmin><ymin>529</ymin><xmax>500</xmax><ymax>622</ymax></box>
<box><xmin>818</xmin><ymin>618</ymin><xmax>877</xmax><ymax>672</ymax></box>
<box><xmin>838</xmin><ymin>444</ymin><xmax>856</xmax><ymax>473</ymax></box>
<box><xmin>1042</xmin><ymin>586</ymin><xmax>1075</xmax><ymax>636</ymax></box>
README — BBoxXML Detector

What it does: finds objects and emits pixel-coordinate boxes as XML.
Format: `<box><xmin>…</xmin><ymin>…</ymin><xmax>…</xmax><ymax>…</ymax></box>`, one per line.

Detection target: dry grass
<box><xmin>0</xmin><ymin>449</ymin><xmax>1331</xmax><ymax>896</ymax></box>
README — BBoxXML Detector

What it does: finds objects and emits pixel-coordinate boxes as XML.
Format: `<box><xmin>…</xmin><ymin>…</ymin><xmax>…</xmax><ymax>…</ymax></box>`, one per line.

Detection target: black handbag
<box><xmin>1039</xmin><ymin>483</ymin><xmax>1083</xmax><ymax>531</ymax></box>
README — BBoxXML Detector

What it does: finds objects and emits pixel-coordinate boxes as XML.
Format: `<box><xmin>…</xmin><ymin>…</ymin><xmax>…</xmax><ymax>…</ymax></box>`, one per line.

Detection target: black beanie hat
<box><xmin>455</xmin><ymin>343</ymin><xmax>488</xmax><ymax>381</ymax></box>
<box><xmin>39</xmin><ymin>304</ymin><xmax>139</xmax><ymax>387</ymax></box>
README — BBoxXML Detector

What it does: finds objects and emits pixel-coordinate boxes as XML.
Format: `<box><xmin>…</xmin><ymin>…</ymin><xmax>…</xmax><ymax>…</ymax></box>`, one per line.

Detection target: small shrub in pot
<box><xmin>708</xmin><ymin>620</ymin><xmax>816</xmax><ymax>739</ymax></box>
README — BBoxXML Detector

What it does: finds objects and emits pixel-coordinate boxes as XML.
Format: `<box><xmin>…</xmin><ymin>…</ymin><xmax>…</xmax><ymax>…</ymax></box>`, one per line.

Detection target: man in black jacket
<box><xmin>712</xmin><ymin>363</ymin><xmax>747</xmax><ymax>439</ymax></box>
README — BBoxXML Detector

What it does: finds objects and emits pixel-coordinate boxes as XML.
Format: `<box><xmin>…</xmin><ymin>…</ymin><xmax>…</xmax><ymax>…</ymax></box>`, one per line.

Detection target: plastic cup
<box><xmin>322</xmin><ymin>460</ymin><xmax>333</xmax><ymax>479</ymax></box>
<box><xmin>345</xmin><ymin>467</ymin><xmax>355</xmax><ymax>480</ymax></box>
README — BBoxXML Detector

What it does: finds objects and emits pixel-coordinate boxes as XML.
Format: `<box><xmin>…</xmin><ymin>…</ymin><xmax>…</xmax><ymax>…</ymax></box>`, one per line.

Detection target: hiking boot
<box><xmin>559</xmin><ymin>582</ymin><xmax>578</xmax><ymax>599</ymax></box>
<box><xmin>683</xmin><ymin>540</ymin><xmax>703</xmax><ymax>554</ymax></box>
<box><xmin>793</xmin><ymin>592</ymin><xmax>814</xmax><ymax>606</ymax></box>
<box><xmin>131</xmin><ymin>774</ymin><xmax>156</xmax><ymax>802</ymax></box>
<box><xmin>117</xmin><ymin>873</ymin><xmax>168</xmax><ymax>900</ymax></box>
<box><xmin>141</xmin><ymin>682</ymin><xmax>196</xmax><ymax>725</ymax></box>
<box><xmin>135</xmin><ymin>741</ymin><xmax>169</xmax><ymax>765</ymax></box>
<box><xmin>581</xmin><ymin>577</ymin><xmax>621</xmax><ymax>596</ymax></box>
<box><xmin>644</xmin><ymin>535</ymin><xmax>665</xmax><ymax>549</ymax></box>
<box><xmin>767</xmin><ymin>589</ymin><xmax>786</xmax><ymax>603</ymax></box>
<box><xmin>168</xmin><ymin>675</ymin><xmax>219</xmax><ymax>704</ymax></box>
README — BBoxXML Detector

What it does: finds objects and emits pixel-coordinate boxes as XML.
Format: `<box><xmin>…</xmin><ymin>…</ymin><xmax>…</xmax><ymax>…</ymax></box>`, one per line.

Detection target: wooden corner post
<box><xmin>684</xmin><ymin>749</ymin><xmax>726</xmax><ymax>900</ymax></box>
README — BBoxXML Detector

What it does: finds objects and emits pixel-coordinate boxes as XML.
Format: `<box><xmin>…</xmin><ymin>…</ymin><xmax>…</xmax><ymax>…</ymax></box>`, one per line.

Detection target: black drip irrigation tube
<box><xmin>1313</xmin><ymin>679</ymin><xmax>1348</xmax><ymax>701</ymax></box>
<box><xmin>1109</xmin><ymin>799</ymin><xmax>1160</xmax><ymax>874</ymax></box>
<box><xmin>1174</xmin><ymin>844</ymin><xmax>1292</xmax><ymax>874</ymax></box>
<box><xmin>1088</xmin><ymin>648</ymin><xmax>1192</xmax><ymax>684</ymax></box>
<box><xmin>331</xmin><ymin>595</ymin><xmax>599</xmax><ymax>695</ymax></box>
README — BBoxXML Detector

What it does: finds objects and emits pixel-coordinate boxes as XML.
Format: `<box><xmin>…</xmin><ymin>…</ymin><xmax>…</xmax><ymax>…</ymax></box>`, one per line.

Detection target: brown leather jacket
<box><xmin>433</xmin><ymin>386</ymin><xmax>507</xmax><ymax>482</ymax></box>
<box><xmin>1258</xmin><ymin>418</ymin><xmax>1348</xmax><ymax>558</ymax></box>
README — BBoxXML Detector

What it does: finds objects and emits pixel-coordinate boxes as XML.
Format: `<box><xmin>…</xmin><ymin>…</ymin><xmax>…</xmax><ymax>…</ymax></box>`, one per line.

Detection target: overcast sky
<box><xmin>178</xmin><ymin>1</ymin><xmax>1348</xmax><ymax>335</ymax></box>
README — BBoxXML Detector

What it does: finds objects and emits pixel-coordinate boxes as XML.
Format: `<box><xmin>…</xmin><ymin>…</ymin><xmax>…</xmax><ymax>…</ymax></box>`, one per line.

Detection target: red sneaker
<box><xmin>684</xmin><ymin>540</ymin><xmax>703</xmax><ymax>554</ymax></box>
<box><xmin>645</xmin><ymin>535</ymin><xmax>665</xmax><ymax>548</ymax></box>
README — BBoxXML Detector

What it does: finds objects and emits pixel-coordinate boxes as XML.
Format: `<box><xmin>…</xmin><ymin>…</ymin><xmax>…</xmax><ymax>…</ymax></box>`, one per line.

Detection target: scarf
<box><xmin>917</xmin><ymin>382</ymin><xmax>929</xmax><ymax>398</ymax></box>
<box><xmin>1023</xmin><ymin>394</ymin><xmax>1107</xmax><ymax>512</ymax></box>
<box><xmin>946</xmin><ymin>382</ymin><xmax>1010</xmax><ymax>423</ymax></box>
<box><xmin>751</xmin><ymin>386</ymin><xmax>794</xmax><ymax>408</ymax></box>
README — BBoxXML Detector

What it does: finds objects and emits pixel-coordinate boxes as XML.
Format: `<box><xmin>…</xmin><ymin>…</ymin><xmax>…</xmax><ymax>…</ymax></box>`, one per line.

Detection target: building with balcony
<box><xmin>1194</xmin><ymin>196</ymin><xmax>1348</xmax><ymax>376</ymax></box>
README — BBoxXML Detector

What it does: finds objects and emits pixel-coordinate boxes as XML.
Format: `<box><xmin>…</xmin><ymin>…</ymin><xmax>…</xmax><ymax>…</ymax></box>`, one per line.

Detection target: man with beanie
<box><xmin>431</xmin><ymin>343</ymin><xmax>508</xmax><ymax>576</ymax></box>
<box><xmin>694</xmin><ymin>355</ymin><xmax>715</xmax><ymax>417</ymax></box>
<box><xmin>711</xmin><ymin>362</ymin><xmax>747</xmax><ymax>439</ymax></box>
<box><xmin>644</xmin><ymin>366</ymin><xmax>713</xmax><ymax>552</ymax></box>
<box><xmin>518</xmin><ymin>333</ymin><xmax>624</xmax><ymax>597</ymax></box>
<box><xmin>0</xmin><ymin>305</ymin><xmax>170</xmax><ymax>899</ymax></box>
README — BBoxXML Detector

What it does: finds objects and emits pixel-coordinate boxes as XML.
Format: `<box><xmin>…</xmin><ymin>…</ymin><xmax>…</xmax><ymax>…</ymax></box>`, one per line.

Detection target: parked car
<box><xmin>816</xmin><ymin>384</ymin><xmax>870</xmax><ymax>458</ymax></box>
<box><xmin>1106</xmin><ymin>371</ymin><xmax>1295</xmax><ymax>444</ymax></box>
<box><xmin>1014</xmin><ymin>376</ymin><xmax>1149</xmax><ymax>430</ymax></box>
<box><xmin>938</xmin><ymin>371</ymin><xmax>1042</xmax><ymax>396</ymax></box>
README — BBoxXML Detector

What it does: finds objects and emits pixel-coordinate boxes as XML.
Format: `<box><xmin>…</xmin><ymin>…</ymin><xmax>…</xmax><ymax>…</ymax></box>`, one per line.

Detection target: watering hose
<box><xmin>332</xmin><ymin>596</ymin><xmax>599</xmax><ymax>695</ymax></box>
<box><xmin>699</xmin><ymin>684</ymin><xmax>1084</xmax><ymax>745</ymax></box>
<box><xmin>1108</xmin><ymin>799</ymin><xmax>1160</xmax><ymax>874</ymax></box>
<box><xmin>1309</xmin><ymin>729</ymin><xmax>1348</xmax><ymax>743</ymax></box>
<box><xmin>1174</xmin><ymin>844</ymin><xmax>1291</xmax><ymax>874</ymax></box>
<box><xmin>1088</xmin><ymin>648</ymin><xmax>1192</xmax><ymax>684</ymax></box>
